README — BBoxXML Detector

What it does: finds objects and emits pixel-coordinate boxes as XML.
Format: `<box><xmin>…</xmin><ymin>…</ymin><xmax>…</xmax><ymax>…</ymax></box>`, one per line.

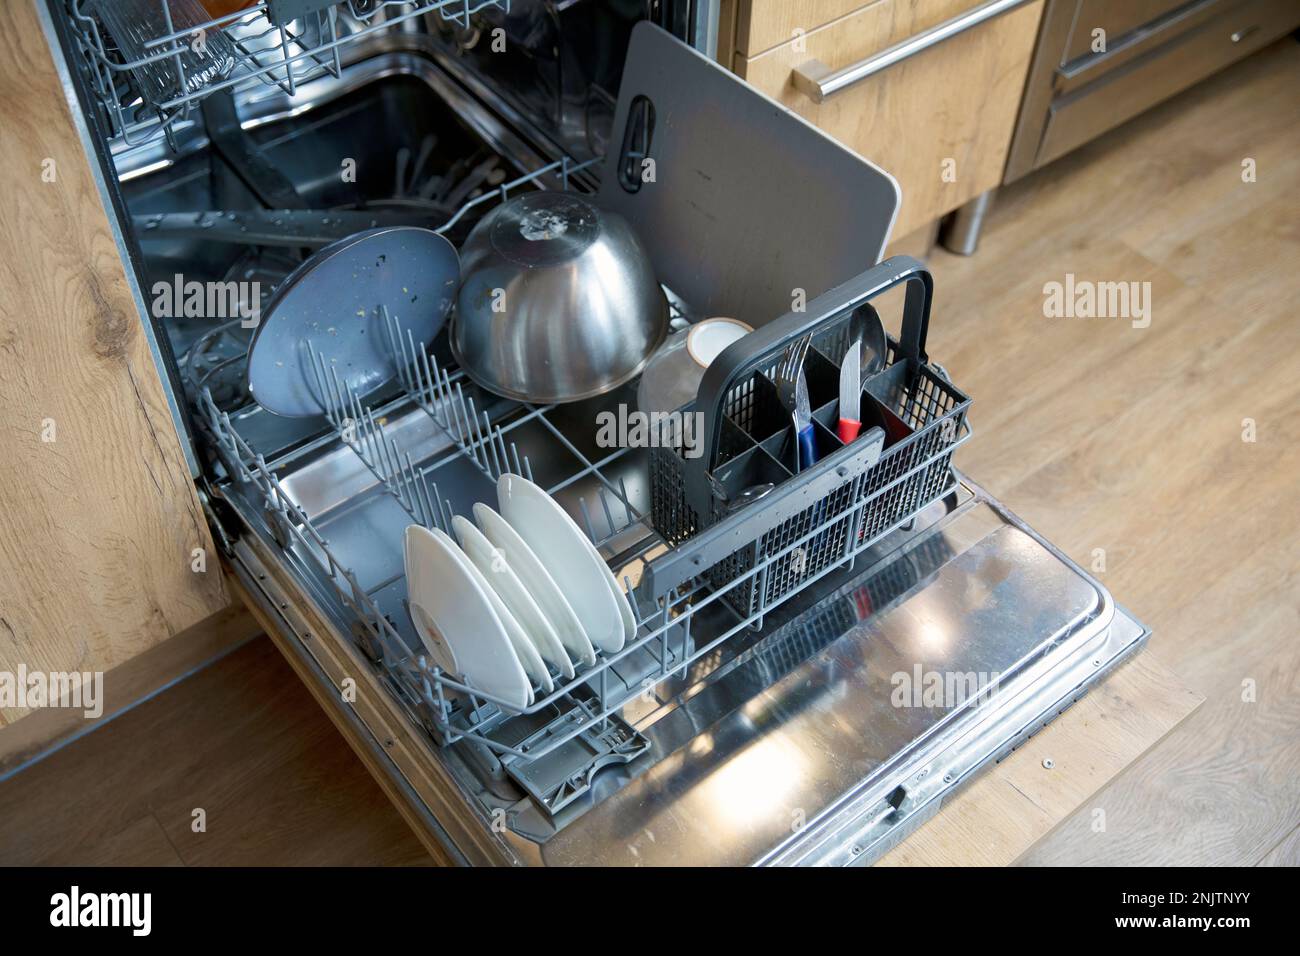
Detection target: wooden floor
<box><xmin>1</xmin><ymin>39</ymin><xmax>1296</xmax><ymax>867</ymax></box>
<box><xmin>934</xmin><ymin>39</ymin><xmax>1300</xmax><ymax>867</ymax></box>
<box><xmin>0</xmin><ymin>639</ymin><xmax>428</xmax><ymax>866</ymax></box>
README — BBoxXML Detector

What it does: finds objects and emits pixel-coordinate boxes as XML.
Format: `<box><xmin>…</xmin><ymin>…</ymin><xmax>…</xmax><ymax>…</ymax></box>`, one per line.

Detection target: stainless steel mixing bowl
<box><xmin>450</xmin><ymin>192</ymin><xmax>669</xmax><ymax>404</ymax></box>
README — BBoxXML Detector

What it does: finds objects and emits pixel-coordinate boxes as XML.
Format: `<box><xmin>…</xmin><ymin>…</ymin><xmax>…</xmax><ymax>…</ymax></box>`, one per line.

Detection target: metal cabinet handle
<box><xmin>792</xmin><ymin>0</ymin><xmax>1033</xmax><ymax>103</ymax></box>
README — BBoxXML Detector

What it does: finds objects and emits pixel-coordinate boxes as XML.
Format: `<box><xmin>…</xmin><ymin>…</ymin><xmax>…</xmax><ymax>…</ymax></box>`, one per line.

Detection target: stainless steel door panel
<box><xmin>531</xmin><ymin>482</ymin><xmax>1138</xmax><ymax>865</ymax></box>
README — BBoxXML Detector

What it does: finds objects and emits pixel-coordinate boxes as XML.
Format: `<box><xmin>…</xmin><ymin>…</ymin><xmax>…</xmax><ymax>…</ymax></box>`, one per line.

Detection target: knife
<box><xmin>795</xmin><ymin>371</ymin><xmax>816</xmax><ymax>471</ymax></box>
<box><xmin>837</xmin><ymin>341</ymin><xmax>862</xmax><ymax>443</ymax></box>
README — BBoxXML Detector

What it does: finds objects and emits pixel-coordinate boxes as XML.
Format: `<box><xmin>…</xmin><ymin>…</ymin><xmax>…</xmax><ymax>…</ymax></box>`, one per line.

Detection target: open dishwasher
<box><xmin>37</xmin><ymin>0</ymin><xmax>1150</xmax><ymax>865</ymax></box>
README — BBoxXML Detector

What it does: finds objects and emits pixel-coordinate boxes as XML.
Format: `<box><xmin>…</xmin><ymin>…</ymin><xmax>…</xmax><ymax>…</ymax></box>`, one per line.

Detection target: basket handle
<box><xmin>690</xmin><ymin>256</ymin><xmax>934</xmax><ymax>484</ymax></box>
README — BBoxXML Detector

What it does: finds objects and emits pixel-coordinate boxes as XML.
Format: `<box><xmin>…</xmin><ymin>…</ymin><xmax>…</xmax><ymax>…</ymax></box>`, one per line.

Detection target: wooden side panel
<box><xmin>0</xmin><ymin>1</ymin><xmax>229</xmax><ymax>725</ymax></box>
<box><xmin>738</xmin><ymin>0</ymin><xmax>1044</xmax><ymax>238</ymax></box>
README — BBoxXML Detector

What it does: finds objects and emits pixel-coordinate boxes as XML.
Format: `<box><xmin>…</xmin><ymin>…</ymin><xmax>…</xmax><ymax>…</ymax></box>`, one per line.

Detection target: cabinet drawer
<box><xmin>737</xmin><ymin>0</ymin><xmax>1045</xmax><ymax>238</ymax></box>
<box><xmin>1061</xmin><ymin>0</ymin><xmax>1193</xmax><ymax>62</ymax></box>
<box><xmin>1039</xmin><ymin>0</ymin><xmax>1300</xmax><ymax>166</ymax></box>
<box><xmin>735</xmin><ymin>0</ymin><xmax>880</xmax><ymax>56</ymax></box>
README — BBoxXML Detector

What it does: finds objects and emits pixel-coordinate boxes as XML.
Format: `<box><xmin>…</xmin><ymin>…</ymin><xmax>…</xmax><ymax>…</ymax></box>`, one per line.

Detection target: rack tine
<box><xmin>362</xmin><ymin>406</ymin><xmax>386</xmax><ymax>478</ymax></box>
<box><xmin>495</xmin><ymin>427</ymin><xmax>513</xmax><ymax>476</ymax></box>
<box><xmin>618</xmin><ymin>476</ymin><xmax>634</xmax><ymax>527</ymax></box>
<box><xmin>436</xmin><ymin>359</ymin><xmax>458</xmax><ymax>428</ymax></box>
<box><xmin>597</xmin><ymin>486</ymin><xmax>617</xmax><ymax>537</ymax></box>
<box><xmin>404</xmin><ymin>327</ymin><xmax>430</xmax><ymax>400</ymax></box>
<box><xmin>466</xmin><ymin>395</ymin><xmax>487</xmax><ymax>467</ymax></box>
<box><xmin>578</xmin><ymin>497</ymin><xmax>597</xmax><ymax>543</ymax></box>
<box><xmin>326</xmin><ymin>361</ymin><xmax>353</xmax><ymax>434</ymax></box>
<box><xmin>369</xmin><ymin>411</ymin><xmax>394</xmax><ymax>484</ymax></box>
<box><xmin>347</xmin><ymin>385</ymin><xmax>367</xmax><ymax>455</ymax></box>
<box><xmin>390</xmin><ymin>438</ymin><xmax>412</xmax><ymax>510</ymax></box>
<box><xmin>404</xmin><ymin>328</ymin><xmax>425</xmax><ymax>396</ymax></box>
<box><xmin>453</xmin><ymin>384</ymin><xmax>477</xmax><ymax>457</ymax></box>
<box><xmin>308</xmin><ymin>345</ymin><xmax>338</xmax><ymax>424</ymax></box>
<box><xmin>418</xmin><ymin>343</ymin><xmax>441</xmax><ymax>415</ymax></box>
<box><xmin>442</xmin><ymin>376</ymin><xmax>464</xmax><ymax>441</ymax></box>
<box><xmin>382</xmin><ymin>305</ymin><xmax>413</xmax><ymax>393</ymax></box>
<box><xmin>405</xmin><ymin>451</ymin><xmax>431</xmax><ymax>527</ymax></box>
<box><xmin>373</xmin><ymin>412</ymin><xmax>403</xmax><ymax>485</ymax></box>
<box><xmin>509</xmin><ymin>442</ymin><xmax>523</xmax><ymax>477</ymax></box>
<box><xmin>414</xmin><ymin>461</ymin><xmax>434</xmax><ymax>528</ymax></box>
<box><xmin>433</xmin><ymin>483</ymin><xmax>451</xmax><ymax>532</ymax></box>
<box><xmin>483</xmin><ymin>412</ymin><xmax>504</xmax><ymax>478</ymax></box>
<box><xmin>429</xmin><ymin>351</ymin><xmax>450</xmax><ymax>418</ymax></box>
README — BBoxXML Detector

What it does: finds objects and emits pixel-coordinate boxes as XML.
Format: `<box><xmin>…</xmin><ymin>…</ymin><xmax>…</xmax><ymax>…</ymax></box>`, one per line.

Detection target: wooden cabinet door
<box><xmin>736</xmin><ymin>0</ymin><xmax>1045</xmax><ymax>239</ymax></box>
<box><xmin>734</xmin><ymin>0</ymin><xmax>885</xmax><ymax>56</ymax></box>
<box><xmin>0</xmin><ymin>1</ymin><xmax>230</xmax><ymax>725</ymax></box>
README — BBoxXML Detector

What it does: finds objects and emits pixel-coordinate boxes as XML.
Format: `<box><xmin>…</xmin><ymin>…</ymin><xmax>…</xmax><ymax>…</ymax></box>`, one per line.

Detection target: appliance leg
<box><xmin>940</xmin><ymin>189</ymin><xmax>996</xmax><ymax>256</ymax></box>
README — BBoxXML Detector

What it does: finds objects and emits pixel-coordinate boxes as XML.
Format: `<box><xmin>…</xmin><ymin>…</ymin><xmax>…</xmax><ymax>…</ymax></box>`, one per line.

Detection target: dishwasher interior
<box><xmin>41</xmin><ymin>0</ymin><xmax>1150</xmax><ymax>865</ymax></box>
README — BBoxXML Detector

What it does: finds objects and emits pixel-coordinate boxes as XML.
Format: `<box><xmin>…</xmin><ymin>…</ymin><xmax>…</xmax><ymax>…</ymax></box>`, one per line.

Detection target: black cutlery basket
<box><xmin>648</xmin><ymin>257</ymin><xmax>971</xmax><ymax>619</ymax></box>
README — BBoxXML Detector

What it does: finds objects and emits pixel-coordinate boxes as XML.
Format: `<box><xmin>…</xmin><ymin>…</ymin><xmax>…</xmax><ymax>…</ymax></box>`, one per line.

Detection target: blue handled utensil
<box><xmin>795</xmin><ymin>371</ymin><xmax>816</xmax><ymax>471</ymax></box>
<box><xmin>775</xmin><ymin>333</ymin><xmax>815</xmax><ymax>473</ymax></box>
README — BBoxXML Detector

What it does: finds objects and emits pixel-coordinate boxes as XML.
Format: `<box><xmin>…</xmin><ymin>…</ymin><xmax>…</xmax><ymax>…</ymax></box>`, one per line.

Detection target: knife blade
<box><xmin>837</xmin><ymin>341</ymin><xmax>862</xmax><ymax>443</ymax></box>
<box><xmin>795</xmin><ymin>371</ymin><xmax>816</xmax><ymax>471</ymax></box>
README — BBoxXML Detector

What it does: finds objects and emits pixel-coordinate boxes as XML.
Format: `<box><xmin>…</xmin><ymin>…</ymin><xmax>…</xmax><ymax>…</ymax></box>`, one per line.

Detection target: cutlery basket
<box><xmin>648</xmin><ymin>257</ymin><xmax>971</xmax><ymax>619</ymax></box>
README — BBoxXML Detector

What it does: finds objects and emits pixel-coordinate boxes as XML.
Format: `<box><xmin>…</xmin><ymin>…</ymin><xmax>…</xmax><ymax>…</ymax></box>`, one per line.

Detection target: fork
<box><xmin>774</xmin><ymin>333</ymin><xmax>814</xmax><ymax>471</ymax></box>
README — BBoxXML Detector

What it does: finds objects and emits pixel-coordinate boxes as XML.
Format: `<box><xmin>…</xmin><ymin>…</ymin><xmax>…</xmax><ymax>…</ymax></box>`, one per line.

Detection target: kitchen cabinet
<box><xmin>1060</xmin><ymin>0</ymin><xmax>1192</xmax><ymax>61</ymax></box>
<box><xmin>1005</xmin><ymin>0</ymin><xmax>1300</xmax><ymax>181</ymax></box>
<box><xmin>0</xmin><ymin>0</ymin><xmax>231</xmax><ymax>732</ymax></box>
<box><xmin>729</xmin><ymin>0</ymin><xmax>1046</xmax><ymax>242</ymax></box>
<box><xmin>10</xmin><ymin>0</ymin><xmax>1204</xmax><ymax>866</ymax></box>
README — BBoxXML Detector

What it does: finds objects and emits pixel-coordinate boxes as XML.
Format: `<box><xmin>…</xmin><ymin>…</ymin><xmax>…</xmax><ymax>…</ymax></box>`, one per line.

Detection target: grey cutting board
<box><xmin>597</xmin><ymin>22</ymin><xmax>900</xmax><ymax>329</ymax></box>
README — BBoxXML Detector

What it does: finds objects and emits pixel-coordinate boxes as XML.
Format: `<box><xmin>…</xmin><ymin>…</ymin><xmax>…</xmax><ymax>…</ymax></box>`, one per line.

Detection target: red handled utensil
<box><xmin>837</xmin><ymin>341</ymin><xmax>862</xmax><ymax>442</ymax></box>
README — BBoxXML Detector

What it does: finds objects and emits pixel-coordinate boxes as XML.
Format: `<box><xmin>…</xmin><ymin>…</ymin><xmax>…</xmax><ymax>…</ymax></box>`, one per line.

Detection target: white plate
<box><xmin>456</xmin><ymin>548</ymin><xmax>548</xmax><ymax>702</ymax></box>
<box><xmin>403</xmin><ymin>525</ymin><xmax>531</xmax><ymax>709</ymax></box>
<box><xmin>452</xmin><ymin>514</ymin><xmax>568</xmax><ymax>686</ymax></box>
<box><xmin>474</xmin><ymin>503</ymin><xmax>597</xmax><ymax>668</ymax></box>
<box><xmin>606</xmin><ymin>567</ymin><xmax>638</xmax><ymax>646</ymax></box>
<box><xmin>497</xmin><ymin>474</ymin><xmax>634</xmax><ymax>651</ymax></box>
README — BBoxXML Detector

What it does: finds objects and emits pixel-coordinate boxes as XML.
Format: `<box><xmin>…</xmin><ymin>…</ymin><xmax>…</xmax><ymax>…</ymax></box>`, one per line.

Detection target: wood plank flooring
<box><xmin>929</xmin><ymin>39</ymin><xmax>1300</xmax><ymax>866</ymax></box>
<box><xmin>0</xmin><ymin>38</ymin><xmax>1296</xmax><ymax>868</ymax></box>
<box><xmin>0</xmin><ymin>639</ymin><xmax>428</xmax><ymax>866</ymax></box>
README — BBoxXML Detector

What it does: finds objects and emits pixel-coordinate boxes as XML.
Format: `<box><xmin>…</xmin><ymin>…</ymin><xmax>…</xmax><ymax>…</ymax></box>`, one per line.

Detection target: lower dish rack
<box><xmin>198</xmin><ymin>255</ymin><xmax>970</xmax><ymax>818</ymax></box>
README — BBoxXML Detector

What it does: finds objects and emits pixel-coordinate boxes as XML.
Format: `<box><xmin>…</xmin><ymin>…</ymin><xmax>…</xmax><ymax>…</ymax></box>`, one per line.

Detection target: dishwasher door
<box><xmin>215</xmin><ymin>457</ymin><xmax>1146</xmax><ymax>866</ymax></box>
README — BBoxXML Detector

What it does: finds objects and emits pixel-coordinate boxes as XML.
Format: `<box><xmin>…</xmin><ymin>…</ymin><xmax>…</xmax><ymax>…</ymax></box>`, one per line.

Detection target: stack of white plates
<box><xmin>403</xmin><ymin>475</ymin><xmax>637</xmax><ymax>710</ymax></box>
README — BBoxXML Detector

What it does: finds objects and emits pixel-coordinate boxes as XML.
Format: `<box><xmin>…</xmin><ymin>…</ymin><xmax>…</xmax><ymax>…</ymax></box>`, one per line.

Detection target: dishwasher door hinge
<box><xmin>198</xmin><ymin>486</ymin><xmax>240</xmax><ymax>558</ymax></box>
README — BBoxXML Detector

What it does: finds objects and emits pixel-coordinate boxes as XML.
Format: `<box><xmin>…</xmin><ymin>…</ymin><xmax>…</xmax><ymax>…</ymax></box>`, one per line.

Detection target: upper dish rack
<box><xmin>65</xmin><ymin>0</ymin><xmax>509</xmax><ymax>146</ymax></box>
